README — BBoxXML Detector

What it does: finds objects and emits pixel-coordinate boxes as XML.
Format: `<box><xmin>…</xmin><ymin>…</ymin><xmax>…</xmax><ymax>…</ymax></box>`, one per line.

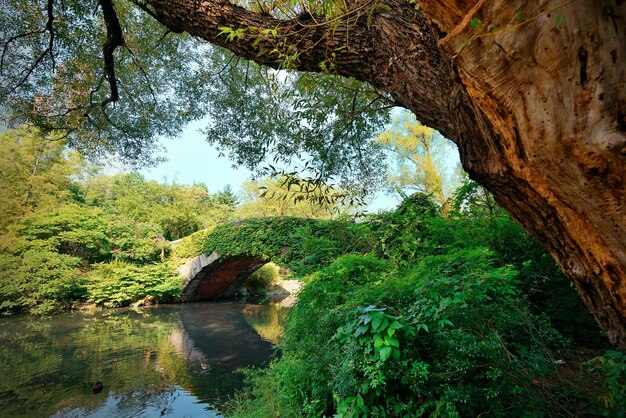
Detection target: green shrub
<box><xmin>588</xmin><ymin>350</ymin><xmax>626</xmax><ymax>416</ymax></box>
<box><xmin>86</xmin><ymin>261</ymin><xmax>182</xmax><ymax>308</ymax></box>
<box><xmin>247</xmin><ymin>262</ymin><xmax>280</xmax><ymax>292</ymax></box>
<box><xmin>14</xmin><ymin>206</ymin><xmax>111</xmax><ymax>262</ymax></box>
<box><xmin>105</xmin><ymin>214</ymin><xmax>162</xmax><ymax>263</ymax></box>
<box><xmin>230</xmin><ymin>251</ymin><xmax>567</xmax><ymax>417</ymax></box>
<box><xmin>0</xmin><ymin>250</ymin><xmax>85</xmax><ymax>316</ymax></box>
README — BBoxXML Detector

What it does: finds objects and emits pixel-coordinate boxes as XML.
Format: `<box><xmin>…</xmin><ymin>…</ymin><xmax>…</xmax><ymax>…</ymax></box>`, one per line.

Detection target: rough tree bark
<box><xmin>146</xmin><ymin>0</ymin><xmax>626</xmax><ymax>347</ymax></box>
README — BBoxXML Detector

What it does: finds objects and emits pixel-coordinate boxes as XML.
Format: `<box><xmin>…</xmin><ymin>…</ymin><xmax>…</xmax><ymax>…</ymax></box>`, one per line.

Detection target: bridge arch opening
<box><xmin>180</xmin><ymin>252</ymin><xmax>268</xmax><ymax>302</ymax></box>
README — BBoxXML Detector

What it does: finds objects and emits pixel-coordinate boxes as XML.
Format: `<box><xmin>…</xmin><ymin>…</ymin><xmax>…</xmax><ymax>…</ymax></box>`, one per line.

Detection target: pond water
<box><xmin>0</xmin><ymin>301</ymin><xmax>289</xmax><ymax>417</ymax></box>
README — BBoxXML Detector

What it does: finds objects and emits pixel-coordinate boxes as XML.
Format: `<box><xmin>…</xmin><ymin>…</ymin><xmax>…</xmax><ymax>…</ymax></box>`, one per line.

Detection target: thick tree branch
<box><xmin>99</xmin><ymin>0</ymin><xmax>125</xmax><ymax>107</ymax></box>
<box><xmin>145</xmin><ymin>0</ymin><xmax>459</xmax><ymax>138</ymax></box>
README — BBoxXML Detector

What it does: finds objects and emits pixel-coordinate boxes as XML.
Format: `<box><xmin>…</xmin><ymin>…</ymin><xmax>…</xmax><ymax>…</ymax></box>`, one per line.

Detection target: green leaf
<box><xmin>385</xmin><ymin>335</ymin><xmax>400</xmax><ymax>348</ymax></box>
<box><xmin>389</xmin><ymin>321</ymin><xmax>404</xmax><ymax>330</ymax></box>
<box><xmin>374</xmin><ymin>336</ymin><xmax>384</xmax><ymax>347</ymax></box>
<box><xmin>379</xmin><ymin>345</ymin><xmax>392</xmax><ymax>362</ymax></box>
<box><xmin>355</xmin><ymin>324</ymin><xmax>369</xmax><ymax>337</ymax></box>
<box><xmin>470</xmin><ymin>18</ymin><xmax>481</xmax><ymax>29</ymax></box>
<box><xmin>218</xmin><ymin>26</ymin><xmax>233</xmax><ymax>36</ymax></box>
<box><xmin>371</xmin><ymin>316</ymin><xmax>382</xmax><ymax>331</ymax></box>
<box><xmin>555</xmin><ymin>12</ymin><xmax>564</xmax><ymax>28</ymax></box>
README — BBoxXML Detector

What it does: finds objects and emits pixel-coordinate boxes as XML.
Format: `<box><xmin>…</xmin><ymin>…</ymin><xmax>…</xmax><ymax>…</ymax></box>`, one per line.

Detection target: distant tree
<box><xmin>377</xmin><ymin>112</ymin><xmax>458</xmax><ymax>206</ymax></box>
<box><xmin>215</xmin><ymin>185</ymin><xmax>239</xmax><ymax>208</ymax></box>
<box><xmin>84</xmin><ymin>173</ymin><xmax>232</xmax><ymax>239</ymax></box>
<box><xmin>0</xmin><ymin>127</ymin><xmax>83</xmax><ymax>232</ymax></box>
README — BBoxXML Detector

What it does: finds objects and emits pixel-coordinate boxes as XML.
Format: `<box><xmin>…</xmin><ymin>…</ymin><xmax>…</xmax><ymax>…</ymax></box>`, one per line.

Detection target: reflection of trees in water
<box><xmin>0</xmin><ymin>302</ymin><xmax>281</xmax><ymax>417</ymax></box>
<box><xmin>0</xmin><ymin>307</ymin><xmax>188</xmax><ymax>417</ymax></box>
<box><xmin>241</xmin><ymin>304</ymin><xmax>290</xmax><ymax>344</ymax></box>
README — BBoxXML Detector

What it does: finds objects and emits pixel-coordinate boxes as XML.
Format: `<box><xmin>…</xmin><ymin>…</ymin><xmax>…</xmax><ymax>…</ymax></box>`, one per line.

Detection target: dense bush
<box><xmin>229</xmin><ymin>190</ymin><xmax>616</xmax><ymax>417</ymax></box>
<box><xmin>0</xmin><ymin>250</ymin><xmax>85</xmax><ymax>315</ymax></box>
<box><xmin>230</xmin><ymin>251</ymin><xmax>569</xmax><ymax>417</ymax></box>
<box><xmin>12</xmin><ymin>206</ymin><xmax>111</xmax><ymax>263</ymax></box>
<box><xmin>86</xmin><ymin>262</ymin><xmax>182</xmax><ymax>308</ymax></box>
<box><xmin>0</xmin><ymin>206</ymin><xmax>176</xmax><ymax>314</ymax></box>
<box><xmin>588</xmin><ymin>350</ymin><xmax>626</xmax><ymax>416</ymax></box>
<box><xmin>104</xmin><ymin>214</ymin><xmax>163</xmax><ymax>263</ymax></box>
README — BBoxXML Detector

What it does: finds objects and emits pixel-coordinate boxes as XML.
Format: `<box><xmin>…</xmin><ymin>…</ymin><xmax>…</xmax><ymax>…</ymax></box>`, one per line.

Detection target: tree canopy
<box><xmin>377</xmin><ymin>111</ymin><xmax>458</xmax><ymax>205</ymax></box>
<box><xmin>1</xmin><ymin>0</ymin><xmax>625</xmax><ymax>347</ymax></box>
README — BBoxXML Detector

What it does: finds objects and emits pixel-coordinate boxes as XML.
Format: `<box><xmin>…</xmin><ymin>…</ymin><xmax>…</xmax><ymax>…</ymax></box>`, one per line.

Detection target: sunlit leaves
<box><xmin>376</xmin><ymin>111</ymin><xmax>457</xmax><ymax>205</ymax></box>
<box><xmin>202</xmin><ymin>48</ymin><xmax>390</xmax><ymax>195</ymax></box>
<box><xmin>1</xmin><ymin>0</ymin><xmax>210</xmax><ymax>165</ymax></box>
<box><xmin>237</xmin><ymin>175</ymin><xmax>341</xmax><ymax>219</ymax></box>
<box><xmin>0</xmin><ymin>127</ymin><xmax>81</xmax><ymax>232</ymax></box>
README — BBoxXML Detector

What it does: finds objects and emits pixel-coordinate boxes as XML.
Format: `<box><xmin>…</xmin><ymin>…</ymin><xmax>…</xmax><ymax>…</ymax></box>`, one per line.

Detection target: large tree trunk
<box><xmin>419</xmin><ymin>0</ymin><xmax>626</xmax><ymax>347</ymax></box>
<box><xmin>147</xmin><ymin>0</ymin><xmax>626</xmax><ymax>347</ymax></box>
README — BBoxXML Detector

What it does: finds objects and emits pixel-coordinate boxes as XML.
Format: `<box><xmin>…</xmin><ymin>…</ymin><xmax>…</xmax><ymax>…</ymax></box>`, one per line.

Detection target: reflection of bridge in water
<box><xmin>166</xmin><ymin>302</ymin><xmax>280</xmax><ymax>399</ymax></box>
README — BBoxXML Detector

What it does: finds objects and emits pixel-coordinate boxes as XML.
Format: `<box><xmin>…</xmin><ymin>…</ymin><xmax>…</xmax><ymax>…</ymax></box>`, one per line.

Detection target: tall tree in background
<box><xmin>0</xmin><ymin>128</ymin><xmax>81</xmax><ymax>232</ymax></box>
<box><xmin>377</xmin><ymin>112</ymin><xmax>456</xmax><ymax>205</ymax></box>
<box><xmin>1</xmin><ymin>1</ymin><xmax>625</xmax><ymax>346</ymax></box>
<box><xmin>84</xmin><ymin>173</ymin><xmax>232</xmax><ymax>240</ymax></box>
<box><xmin>215</xmin><ymin>185</ymin><xmax>239</xmax><ymax>208</ymax></box>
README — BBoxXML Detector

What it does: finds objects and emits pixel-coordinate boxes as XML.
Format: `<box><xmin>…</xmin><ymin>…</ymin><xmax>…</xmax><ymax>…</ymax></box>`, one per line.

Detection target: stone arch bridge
<box><xmin>174</xmin><ymin>217</ymin><xmax>324</xmax><ymax>302</ymax></box>
<box><xmin>177</xmin><ymin>251</ymin><xmax>267</xmax><ymax>301</ymax></box>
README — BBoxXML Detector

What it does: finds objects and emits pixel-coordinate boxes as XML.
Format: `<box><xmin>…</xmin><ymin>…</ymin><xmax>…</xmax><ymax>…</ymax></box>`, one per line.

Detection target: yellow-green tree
<box><xmin>83</xmin><ymin>173</ymin><xmax>233</xmax><ymax>240</ymax></box>
<box><xmin>0</xmin><ymin>127</ymin><xmax>82</xmax><ymax>232</ymax></box>
<box><xmin>377</xmin><ymin>112</ymin><xmax>457</xmax><ymax>206</ymax></box>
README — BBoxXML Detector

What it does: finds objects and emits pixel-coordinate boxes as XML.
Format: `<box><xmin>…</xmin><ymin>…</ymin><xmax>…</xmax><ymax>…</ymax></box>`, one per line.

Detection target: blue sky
<box><xmin>140</xmin><ymin>119</ymin><xmax>252</xmax><ymax>193</ymax></box>
<box><xmin>139</xmin><ymin>117</ymin><xmax>460</xmax><ymax>213</ymax></box>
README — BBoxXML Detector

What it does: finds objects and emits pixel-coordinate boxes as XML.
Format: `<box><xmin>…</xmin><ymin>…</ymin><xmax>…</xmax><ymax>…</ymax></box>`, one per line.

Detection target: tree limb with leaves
<box><xmin>1</xmin><ymin>0</ymin><xmax>625</xmax><ymax>347</ymax></box>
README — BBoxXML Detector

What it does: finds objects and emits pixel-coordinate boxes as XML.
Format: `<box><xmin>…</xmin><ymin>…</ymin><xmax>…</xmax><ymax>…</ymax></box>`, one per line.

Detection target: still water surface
<box><xmin>0</xmin><ymin>302</ymin><xmax>288</xmax><ymax>417</ymax></box>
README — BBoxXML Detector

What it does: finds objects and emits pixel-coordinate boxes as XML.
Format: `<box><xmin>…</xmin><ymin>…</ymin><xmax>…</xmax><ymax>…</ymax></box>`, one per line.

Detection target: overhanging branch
<box><xmin>1</xmin><ymin>0</ymin><xmax>57</xmax><ymax>94</ymax></box>
<box><xmin>99</xmin><ymin>0</ymin><xmax>125</xmax><ymax>107</ymax></box>
<box><xmin>144</xmin><ymin>0</ymin><xmax>458</xmax><ymax>137</ymax></box>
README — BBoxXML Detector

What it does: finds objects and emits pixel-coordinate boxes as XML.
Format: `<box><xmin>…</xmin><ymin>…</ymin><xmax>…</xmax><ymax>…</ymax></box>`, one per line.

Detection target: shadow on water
<box><xmin>0</xmin><ymin>301</ymin><xmax>287</xmax><ymax>418</ymax></box>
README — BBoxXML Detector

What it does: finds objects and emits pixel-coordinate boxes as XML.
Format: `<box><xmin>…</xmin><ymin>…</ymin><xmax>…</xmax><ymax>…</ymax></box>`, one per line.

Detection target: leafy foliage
<box><xmin>1</xmin><ymin>0</ymin><xmax>210</xmax><ymax>165</ymax></box>
<box><xmin>0</xmin><ymin>127</ymin><xmax>81</xmax><ymax>233</ymax></box>
<box><xmin>377</xmin><ymin>111</ymin><xmax>458</xmax><ymax>205</ymax></box>
<box><xmin>11</xmin><ymin>205</ymin><xmax>110</xmax><ymax>261</ymax></box>
<box><xmin>588</xmin><ymin>350</ymin><xmax>626</xmax><ymax>416</ymax></box>
<box><xmin>202</xmin><ymin>55</ymin><xmax>390</xmax><ymax>193</ymax></box>
<box><xmin>0</xmin><ymin>249</ymin><xmax>84</xmax><ymax>315</ymax></box>
<box><xmin>86</xmin><ymin>262</ymin><xmax>182</xmax><ymax>308</ymax></box>
<box><xmin>203</xmin><ymin>217</ymin><xmax>321</xmax><ymax>271</ymax></box>
<box><xmin>84</xmin><ymin>172</ymin><xmax>232</xmax><ymax>240</ymax></box>
<box><xmin>104</xmin><ymin>214</ymin><xmax>163</xmax><ymax>263</ymax></box>
<box><xmin>236</xmin><ymin>176</ymin><xmax>340</xmax><ymax>219</ymax></box>
<box><xmin>229</xmin><ymin>190</ymin><xmax>611</xmax><ymax>417</ymax></box>
<box><xmin>247</xmin><ymin>262</ymin><xmax>280</xmax><ymax>292</ymax></box>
